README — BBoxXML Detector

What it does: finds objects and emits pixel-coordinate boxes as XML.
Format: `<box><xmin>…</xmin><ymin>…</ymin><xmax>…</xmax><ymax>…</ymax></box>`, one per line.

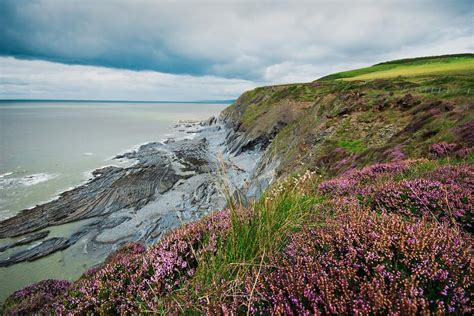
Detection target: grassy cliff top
<box><xmin>222</xmin><ymin>53</ymin><xmax>474</xmax><ymax>178</ymax></box>
<box><xmin>321</xmin><ymin>53</ymin><xmax>474</xmax><ymax>81</ymax></box>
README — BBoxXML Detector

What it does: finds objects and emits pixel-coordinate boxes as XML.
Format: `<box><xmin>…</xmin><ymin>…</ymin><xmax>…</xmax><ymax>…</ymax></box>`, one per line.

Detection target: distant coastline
<box><xmin>0</xmin><ymin>99</ymin><xmax>235</xmax><ymax>104</ymax></box>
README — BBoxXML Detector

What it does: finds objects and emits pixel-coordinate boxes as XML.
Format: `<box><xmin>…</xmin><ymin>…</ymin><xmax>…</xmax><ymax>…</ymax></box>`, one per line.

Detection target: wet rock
<box><xmin>202</xmin><ymin>116</ymin><xmax>217</xmax><ymax>126</ymax></box>
<box><xmin>0</xmin><ymin>231</ymin><xmax>87</xmax><ymax>267</ymax></box>
<box><xmin>0</xmin><ymin>231</ymin><xmax>49</xmax><ymax>252</ymax></box>
<box><xmin>100</xmin><ymin>216</ymin><xmax>132</xmax><ymax>230</ymax></box>
<box><xmin>0</xmin><ymin>142</ymin><xmax>195</xmax><ymax>238</ymax></box>
<box><xmin>0</xmin><ymin>162</ymin><xmax>177</xmax><ymax>238</ymax></box>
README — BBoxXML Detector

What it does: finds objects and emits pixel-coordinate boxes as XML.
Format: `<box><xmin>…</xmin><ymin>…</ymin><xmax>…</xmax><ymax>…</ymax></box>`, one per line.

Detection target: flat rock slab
<box><xmin>0</xmin><ymin>231</ymin><xmax>49</xmax><ymax>253</ymax></box>
<box><xmin>0</xmin><ymin>231</ymin><xmax>87</xmax><ymax>267</ymax></box>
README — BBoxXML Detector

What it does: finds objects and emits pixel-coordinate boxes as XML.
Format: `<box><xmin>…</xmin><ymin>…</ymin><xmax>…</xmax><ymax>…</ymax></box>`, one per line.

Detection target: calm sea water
<box><xmin>0</xmin><ymin>101</ymin><xmax>227</xmax><ymax>221</ymax></box>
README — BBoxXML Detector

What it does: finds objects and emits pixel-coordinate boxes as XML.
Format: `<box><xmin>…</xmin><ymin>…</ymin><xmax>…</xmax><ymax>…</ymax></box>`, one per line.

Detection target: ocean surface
<box><xmin>0</xmin><ymin>100</ymin><xmax>228</xmax><ymax>221</ymax></box>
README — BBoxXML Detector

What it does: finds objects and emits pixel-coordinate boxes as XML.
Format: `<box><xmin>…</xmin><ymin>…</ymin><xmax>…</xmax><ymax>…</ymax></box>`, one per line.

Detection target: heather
<box><xmin>3</xmin><ymin>158</ymin><xmax>473</xmax><ymax>315</ymax></box>
<box><xmin>373</xmin><ymin>179</ymin><xmax>473</xmax><ymax>231</ymax></box>
<box><xmin>53</xmin><ymin>210</ymin><xmax>235</xmax><ymax>314</ymax></box>
<box><xmin>251</xmin><ymin>209</ymin><xmax>472</xmax><ymax>314</ymax></box>
<box><xmin>158</xmin><ymin>162</ymin><xmax>473</xmax><ymax>314</ymax></box>
<box><xmin>2</xmin><ymin>280</ymin><xmax>72</xmax><ymax>315</ymax></box>
<box><xmin>318</xmin><ymin>160</ymin><xmax>473</xmax><ymax>231</ymax></box>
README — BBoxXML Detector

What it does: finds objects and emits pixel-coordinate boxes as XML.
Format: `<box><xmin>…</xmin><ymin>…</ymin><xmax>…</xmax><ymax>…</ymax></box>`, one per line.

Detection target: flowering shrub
<box><xmin>426</xmin><ymin>164</ymin><xmax>474</xmax><ymax>190</ymax></box>
<box><xmin>51</xmin><ymin>209</ymin><xmax>234</xmax><ymax>314</ymax></box>
<box><xmin>385</xmin><ymin>144</ymin><xmax>406</xmax><ymax>161</ymax></box>
<box><xmin>4</xmin><ymin>161</ymin><xmax>472</xmax><ymax>314</ymax></box>
<box><xmin>319</xmin><ymin>161</ymin><xmax>473</xmax><ymax>231</ymax></box>
<box><xmin>1</xmin><ymin>209</ymin><xmax>236</xmax><ymax>315</ymax></box>
<box><xmin>429</xmin><ymin>142</ymin><xmax>458</xmax><ymax>158</ymax></box>
<box><xmin>429</xmin><ymin>141</ymin><xmax>472</xmax><ymax>159</ymax></box>
<box><xmin>318</xmin><ymin>160</ymin><xmax>421</xmax><ymax>195</ymax></box>
<box><xmin>251</xmin><ymin>209</ymin><xmax>472</xmax><ymax>314</ymax></box>
<box><xmin>104</xmin><ymin>241</ymin><xmax>146</xmax><ymax>264</ymax></box>
<box><xmin>373</xmin><ymin>179</ymin><xmax>473</xmax><ymax>232</ymax></box>
<box><xmin>3</xmin><ymin>280</ymin><xmax>72</xmax><ymax>315</ymax></box>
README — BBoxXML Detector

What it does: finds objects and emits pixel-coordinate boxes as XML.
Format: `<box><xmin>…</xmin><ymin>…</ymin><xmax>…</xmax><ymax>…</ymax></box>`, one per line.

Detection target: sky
<box><xmin>0</xmin><ymin>0</ymin><xmax>472</xmax><ymax>101</ymax></box>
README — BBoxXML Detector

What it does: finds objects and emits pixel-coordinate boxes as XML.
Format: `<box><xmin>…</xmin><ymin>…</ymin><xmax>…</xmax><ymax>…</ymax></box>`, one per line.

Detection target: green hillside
<box><xmin>223</xmin><ymin>54</ymin><xmax>474</xmax><ymax>179</ymax></box>
<box><xmin>322</xmin><ymin>53</ymin><xmax>474</xmax><ymax>80</ymax></box>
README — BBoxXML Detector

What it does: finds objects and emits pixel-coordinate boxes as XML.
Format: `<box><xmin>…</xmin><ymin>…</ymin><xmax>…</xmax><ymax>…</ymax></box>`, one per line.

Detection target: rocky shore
<box><xmin>0</xmin><ymin>117</ymin><xmax>276</xmax><ymax>268</ymax></box>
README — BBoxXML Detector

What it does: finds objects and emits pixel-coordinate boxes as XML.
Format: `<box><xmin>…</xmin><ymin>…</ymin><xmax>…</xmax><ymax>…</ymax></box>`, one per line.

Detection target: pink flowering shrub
<box><xmin>455</xmin><ymin>147</ymin><xmax>472</xmax><ymax>158</ymax></box>
<box><xmin>385</xmin><ymin>144</ymin><xmax>406</xmax><ymax>161</ymax></box>
<box><xmin>1</xmin><ymin>210</ymin><xmax>235</xmax><ymax>315</ymax></box>
<box><xmin>3</xmin><ymin>280</ymin><xmax>72</xmax><ymax>315</ymax></box>
<box><xmin>4</xmin><ymin>160</ymin><xmax>472</xmax><ymax>314</ymax></box>
<box><xmin>103</xmin><ymin>241</ymin><xmax>146</xmax><ymax>264</ymax></box>
<box><xmin>318</xmin><ymin>160</ymin><xmax>420</xmax><ymax>195</ymax></box>
<box><xmin>50</xmin><ymin>209</ymin><xmax>234</xmax><ymax>314</ymax></box>
<box><xmin>373</xmin><ymin>179</ymin><xmax>473</xmax><ymax>231</ymax></box>
<box><xmin>429</xmin><ymin>142</ymin><xmax>472</xmax><ymax>159</ymax></box>
<box><xmin>426</xmin><ymin>165</ymin><xmax>474</xmax><ymax>190</ymax></box>
<box><xmin>319</xmin><ymin>160</ymin><xmax>473</xmax><ymax>231</ymax></box>
<box><xmin>429</xmin><ymin>142</ymin><xmax>458</xmax><ymax>158</ymax></box>
<box><xmin>251</xmin><ymin>210</ymin><xmax>472</xmax><ymax>314</ymax></box>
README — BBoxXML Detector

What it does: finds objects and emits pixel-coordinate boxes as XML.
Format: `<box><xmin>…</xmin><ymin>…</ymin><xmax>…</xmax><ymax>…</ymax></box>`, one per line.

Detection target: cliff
<box><xmin>222</xmin><ymin>54</ymin><xmax>473</xmax><ymax>179</ymax></box>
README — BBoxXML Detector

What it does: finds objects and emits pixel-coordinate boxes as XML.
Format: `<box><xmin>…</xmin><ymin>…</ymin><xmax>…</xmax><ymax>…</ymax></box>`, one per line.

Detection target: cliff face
<box><xmin>222</xmin><ymin>54</ymin><xmax>474</xmax><ymax>180</ymax></box>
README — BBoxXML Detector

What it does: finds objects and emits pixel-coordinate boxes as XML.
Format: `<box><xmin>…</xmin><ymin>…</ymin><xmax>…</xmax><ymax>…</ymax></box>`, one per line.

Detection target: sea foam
<box><xmin>0</xmin><ymin>173</ymin><xmax>58</xmax><ymax>189</ymax></box>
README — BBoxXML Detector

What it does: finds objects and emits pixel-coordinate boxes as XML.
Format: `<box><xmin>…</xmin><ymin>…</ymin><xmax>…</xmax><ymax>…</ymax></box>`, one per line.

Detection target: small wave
<box><xmin>19</xmin><ymin>173</ymin><xmax>58</xmax><ymax>186</ymax></box>
<box><xmin>82</xmin><ymin>170</ymin><xmax>94</xmax><ymax>180</ymax></box>
<box><xmin>83</xmin><ymin>152</ymin><xmax>94</xmax><ymax>156</ymax></box>
<box><xmin>0</xmin><ymin>173</ymin><xmax>58</xmax><ymax>189</ymax></box>
<box><xmin>0</xmin><ymin>172</ymin><xmax>13</xmax><ymax>179</ymax></box>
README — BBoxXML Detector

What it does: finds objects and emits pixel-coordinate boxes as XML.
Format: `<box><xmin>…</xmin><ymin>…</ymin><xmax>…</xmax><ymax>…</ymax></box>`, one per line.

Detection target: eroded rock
<box><xmin>0</xmin><ymin>231</ymin><xmax>87</xmax><ymax>267</ymax></box>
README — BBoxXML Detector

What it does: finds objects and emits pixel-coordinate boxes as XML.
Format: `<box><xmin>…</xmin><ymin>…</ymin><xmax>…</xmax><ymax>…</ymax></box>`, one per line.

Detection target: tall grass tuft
<box><xmin>180</xmin><ymin>169</ymin><xmax>324</xmax><ymax>309</ymax></box>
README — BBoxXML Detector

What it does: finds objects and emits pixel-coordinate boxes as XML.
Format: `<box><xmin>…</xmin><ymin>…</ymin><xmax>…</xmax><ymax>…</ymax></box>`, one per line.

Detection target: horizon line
<box><xmin>0</xmin><ymin>98</ymin><xmax>236</xmax><ymax>104</ymax></box>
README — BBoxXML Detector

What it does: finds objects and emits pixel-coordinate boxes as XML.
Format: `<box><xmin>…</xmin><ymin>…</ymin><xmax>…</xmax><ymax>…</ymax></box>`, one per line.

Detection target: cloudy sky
<box><xmin>0</xmin><ymin>0</ymin><xmax>472</xmax><ymax>101</ymax></box>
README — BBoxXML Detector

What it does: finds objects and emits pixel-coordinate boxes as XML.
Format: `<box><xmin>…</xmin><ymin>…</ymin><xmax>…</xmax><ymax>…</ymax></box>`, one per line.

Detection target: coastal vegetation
<box><xmin>3</xmin><ymin>54</ymin><xmax>473</xmax><ymax>314</ymax></box>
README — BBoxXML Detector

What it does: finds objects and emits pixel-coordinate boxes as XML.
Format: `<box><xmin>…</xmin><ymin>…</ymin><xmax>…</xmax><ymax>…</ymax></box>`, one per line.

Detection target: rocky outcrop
<box><xmin>0</xmin><ymin>231</ymin><xmax>49</xmax><ymax>253</ymax></box>
<box><xmin>0</xmin><ymin>231</ymin><xmax>87</xmax><ymax>267</ymax></box>
<box><xmin>0</xmin><ymin>119</ymin><xmax>273</xmax><ymax>268</ymax></box>
<box><xmin>222</xmin><ymin>118</ymin><xmax>288</xmax><ymax>156</ymax></box>
<box><xmin>0</xmin><ymin>150</ymin><xmax>180</xmax><ymax>238</ymax></box>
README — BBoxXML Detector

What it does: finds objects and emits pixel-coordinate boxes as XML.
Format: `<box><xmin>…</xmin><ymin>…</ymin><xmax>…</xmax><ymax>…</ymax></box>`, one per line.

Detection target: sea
<box><xmin>0</xmin><ymin>100</ymin><xmax>228</xmax><ymax>303</ymax></box>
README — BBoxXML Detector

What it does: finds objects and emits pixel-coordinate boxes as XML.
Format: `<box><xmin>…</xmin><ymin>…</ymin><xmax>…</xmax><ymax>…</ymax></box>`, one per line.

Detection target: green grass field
<box><xmin>322</xmin><ymin>54</ymin><xmax>474</xmax><ymax>81</ymax></box>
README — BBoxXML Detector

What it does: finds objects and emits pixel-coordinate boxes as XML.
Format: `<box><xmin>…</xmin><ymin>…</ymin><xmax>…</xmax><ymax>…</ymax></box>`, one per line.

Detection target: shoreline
<box><xmin>0</xmin><ymin>120</ymin><xmax>202</xmax><ymax>222</ymax></box>
<box><xmin>0</xmin><ymin>115</ymin><xmax>274</xmax><ymax>304</ymax></box>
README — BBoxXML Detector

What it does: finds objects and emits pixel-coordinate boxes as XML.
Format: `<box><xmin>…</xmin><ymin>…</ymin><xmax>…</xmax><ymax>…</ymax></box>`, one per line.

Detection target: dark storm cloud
<box><xmin>0</xmin><ymin>0</ymin><xmax>212</xmax><ymax>75</ymax></box>
<box><xmin>1</xmin><ymin>0</ymin><xmax>472</xmax><ymax>82</ymax></box>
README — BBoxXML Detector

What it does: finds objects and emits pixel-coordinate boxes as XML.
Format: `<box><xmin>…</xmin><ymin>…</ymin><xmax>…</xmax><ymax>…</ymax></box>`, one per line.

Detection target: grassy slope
<box><xmin>322</xmin><ymin>53</ymin><xmax>474</xmax><ymax>80</ymax></box>
<box><xmin>224</xmin><ymin>54</ymin><xmax>474</xmax><ymax>179</ymax></box>
<box><xmin>3</xmin><ymin>54</ymin><xmax>474</xmax><ymax>314</ymax></box>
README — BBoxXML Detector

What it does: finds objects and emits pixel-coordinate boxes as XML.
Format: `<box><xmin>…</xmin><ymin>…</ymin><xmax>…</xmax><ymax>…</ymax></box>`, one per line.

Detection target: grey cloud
<box><xmin>0</xmin><ymin>0</ymin><xmax>472</xmax><ymax>82</ymax></box>
<box><xmin>0</xmin><ymin>57</ymin><xmax>256</xmax><ymax>100</ymax></box>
